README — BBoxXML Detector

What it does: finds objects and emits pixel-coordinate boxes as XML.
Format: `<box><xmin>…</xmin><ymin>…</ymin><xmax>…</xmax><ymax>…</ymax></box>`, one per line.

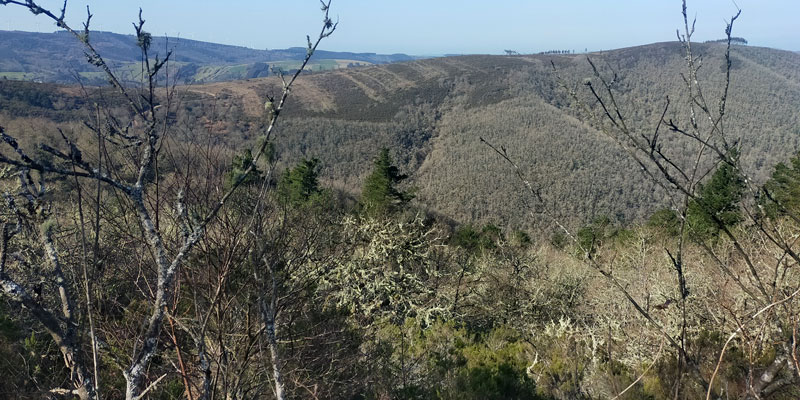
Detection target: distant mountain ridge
<box><xmin>0</xmin><ymin>30</ymin><xmax>418</xmax><ymax>84</ymax></box>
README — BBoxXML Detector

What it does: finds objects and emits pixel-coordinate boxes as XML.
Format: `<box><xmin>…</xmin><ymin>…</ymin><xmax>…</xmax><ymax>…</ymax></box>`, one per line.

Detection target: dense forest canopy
<box><xmin>4</xmin><ymin>40</ymin><xmax>800</xmax><ymax>231</ymax></box>
<box><xmin>0</xmin><ymin>0</ymin><xmax>799</xmax><ymax>399</ymax></box>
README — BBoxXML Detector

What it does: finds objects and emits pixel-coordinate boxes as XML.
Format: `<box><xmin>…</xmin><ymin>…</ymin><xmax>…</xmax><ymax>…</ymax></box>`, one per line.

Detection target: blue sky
<box><xmin>1</xmin><ymin>1</ymin><xmax>797</xmax><ymax>54</ymax></box>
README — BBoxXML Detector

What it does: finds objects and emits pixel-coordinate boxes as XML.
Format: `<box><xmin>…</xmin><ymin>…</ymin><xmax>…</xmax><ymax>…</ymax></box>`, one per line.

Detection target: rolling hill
<box><xmin>0</xmin><ymin>30</ymin><xmax>417</xmax><ymax>84</ymax></box>
<box><xmin>2</xmin><ymin>41</ymin><xmax>799</xmax><ymax>231</ymax></box>
<box><xmin>174</xmin><ymin>42</ymin><xmax>800</xmax><ymax>230</ymax></box>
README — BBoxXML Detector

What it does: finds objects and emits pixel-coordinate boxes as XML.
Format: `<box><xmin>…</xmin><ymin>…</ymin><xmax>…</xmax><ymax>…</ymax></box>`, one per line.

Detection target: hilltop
<box><xmin>184</xmin><ymin>41</ymin><xmax>800</xmax><ymax>230</ymax></box>
<box><xmin>0</xmin><ymin>30</ymin><xmax>417</xmax><ymax>84</ymax></box>
<box><xmin>2</xmin><ymin>41</ymin><xmax>799</xmax><ymax>231</ymax></box>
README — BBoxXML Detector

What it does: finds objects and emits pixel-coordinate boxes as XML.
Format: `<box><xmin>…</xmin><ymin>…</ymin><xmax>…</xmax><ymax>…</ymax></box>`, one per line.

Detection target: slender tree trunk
<box><xmin>261</xmin><ymin>265</ymin><xmax>286</xmax><ymax>400</ymax></box>
<box><xmin>266</xmin><ymin>319</ymin><xmax>286</xmax><ymax>400</ymax></box>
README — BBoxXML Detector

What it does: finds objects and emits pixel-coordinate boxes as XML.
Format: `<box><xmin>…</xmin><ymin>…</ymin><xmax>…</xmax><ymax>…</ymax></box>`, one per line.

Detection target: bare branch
<box><xmin>706</xmin><ymin>287</ymin><xmax>800</xmax><ymax>399</ymax></box>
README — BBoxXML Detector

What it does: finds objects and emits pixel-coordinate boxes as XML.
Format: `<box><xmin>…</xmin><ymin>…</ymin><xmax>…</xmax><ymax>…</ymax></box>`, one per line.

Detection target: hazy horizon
<box><xmin>1</xmin><ymin>1</ymin><xmax>798</xmax><ymax>55</ymax></box>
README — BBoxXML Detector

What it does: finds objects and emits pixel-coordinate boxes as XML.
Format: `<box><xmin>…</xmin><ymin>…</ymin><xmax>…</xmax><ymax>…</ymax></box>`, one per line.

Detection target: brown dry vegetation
<box><xmin>2</xmin><ymin>12</ymin><xmax>800</xmax><ymax>396</ymax></box>
<box><xmin>172</xmin><ymin>42</ymin><xmax>800</xmax><ymax>231</ymax></box>
<box><xmin>3</xmin><ymin>42</ymin><xmax>800</xmax><ymax>231</ymax></box>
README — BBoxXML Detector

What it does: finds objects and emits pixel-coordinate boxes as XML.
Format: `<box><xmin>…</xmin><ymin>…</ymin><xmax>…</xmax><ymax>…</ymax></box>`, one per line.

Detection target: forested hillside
<box><xmin>180</xmin><ymin>42</ymin><xmax>800</xmax><ymax>230</ymax></box>
<box><xmin>1</xmin><ymin>2</ymin><xmax>800</xmax><ymax>397</ymax></box>
<box><xmin>3</xmin><ymin>41</ymin><xmax>798</xmax><ymax>230</ymax></box>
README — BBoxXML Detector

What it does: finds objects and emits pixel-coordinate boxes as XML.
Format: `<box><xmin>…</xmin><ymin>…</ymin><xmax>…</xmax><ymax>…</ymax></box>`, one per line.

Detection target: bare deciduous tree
<box><xmin>484</xmin><ymin>1</ymin><xmax>800</xmax><ymax>398</ymax></box>
<box><xmin>0</xmin><ymin>1</ymin><xmax>336</xmax><ymax>398</ymax></box>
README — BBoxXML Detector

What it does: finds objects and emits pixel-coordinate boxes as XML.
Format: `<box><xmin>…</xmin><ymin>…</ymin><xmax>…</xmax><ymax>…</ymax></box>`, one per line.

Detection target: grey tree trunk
<box><xmin>266</xmin><ymin>320</ymin><xmax>286</xmax><ymax>400</ymax></box>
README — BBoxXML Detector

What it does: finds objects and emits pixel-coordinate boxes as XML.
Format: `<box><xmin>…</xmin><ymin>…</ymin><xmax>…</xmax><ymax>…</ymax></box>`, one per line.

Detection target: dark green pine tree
<box><xmin>277</xmin><ymin>158</ymin><xmax>323</xmax><ymax>206</ymax></box>
<box><xmin>361</xmin><ymin>148</ymin><xmax>413</xmax><ymax>216</ymax></box>
<box><xmin>687</xmin><ymin>150</ymin><xmax>745</xmax><ymax>239</ymax></box>
<box><xmin>226</xmin><ymin>149</ymin><xmax>263</xmax><ymax>187</ymax></box>
<box><xmin>762</xmin><ymin>151</ymin><xmax>800</xmax><ymax>218</ymax></box>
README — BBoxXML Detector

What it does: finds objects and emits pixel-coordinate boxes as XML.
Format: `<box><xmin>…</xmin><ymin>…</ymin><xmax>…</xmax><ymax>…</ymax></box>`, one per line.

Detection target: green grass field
<box><xmin>270</xmin><ymin>59</ymin><xmax>370</xmax><ymax>73</ymax></box>
<box><xmin>0</xmin><ymin>72</ymin><xmax>38</xmax><ymax>80</ymax></box>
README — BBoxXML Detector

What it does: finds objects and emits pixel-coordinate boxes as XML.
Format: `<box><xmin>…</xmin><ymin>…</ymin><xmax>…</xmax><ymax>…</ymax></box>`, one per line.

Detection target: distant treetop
<box><xmin>704</xmin><ymin>37</ymin><xmax>748</xmax><ymax>45</ymax></box>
